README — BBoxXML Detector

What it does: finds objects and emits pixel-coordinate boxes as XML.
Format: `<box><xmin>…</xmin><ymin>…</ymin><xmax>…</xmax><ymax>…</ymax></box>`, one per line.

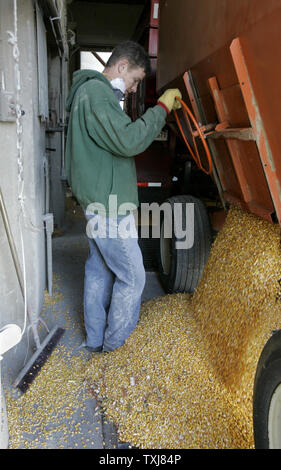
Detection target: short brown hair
<box><xmin>106</xmin><ymin>41</ymin><xmax>151</xmax><ymax>75</ymax></box>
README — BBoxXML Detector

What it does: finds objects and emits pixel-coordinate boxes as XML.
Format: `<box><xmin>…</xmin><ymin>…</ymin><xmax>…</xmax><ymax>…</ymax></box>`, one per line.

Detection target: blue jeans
<box><xmin>83</xmin><ymin>213</ymin><xmax>146</xmax><ymax>351</ymax></box>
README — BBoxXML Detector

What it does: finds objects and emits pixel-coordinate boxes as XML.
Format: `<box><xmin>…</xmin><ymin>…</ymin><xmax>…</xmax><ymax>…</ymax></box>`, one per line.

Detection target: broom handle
<box><xmin>0</xmin><ymin>187</ymin><xmax>41</xmax><ymax>348</ymax></box>
<box><xmin>0</xmin><ymin>188</ymin><xmax>25</xmax><ymax>298</ymax></box>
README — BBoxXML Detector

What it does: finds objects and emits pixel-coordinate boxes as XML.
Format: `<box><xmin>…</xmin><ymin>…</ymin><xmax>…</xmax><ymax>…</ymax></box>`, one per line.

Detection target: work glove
<box><xmin>158</xmin><ymin>88</ymin><xmax>182</xmax><ymax>113</ymax></box>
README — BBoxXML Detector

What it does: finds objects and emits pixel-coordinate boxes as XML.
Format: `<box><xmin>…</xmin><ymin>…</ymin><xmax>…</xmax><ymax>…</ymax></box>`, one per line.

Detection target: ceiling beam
<box><xmin>91</xmin><ymin>51</ymin><xmax>106</xmax><ymax>66</ymax></box>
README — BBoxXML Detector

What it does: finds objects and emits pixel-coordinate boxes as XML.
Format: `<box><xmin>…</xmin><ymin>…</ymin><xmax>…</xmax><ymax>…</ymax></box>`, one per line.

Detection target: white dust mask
<box><xmin>110</xmin><ymin>77</ymin><xmax>126</xmax><ymax>101</ymax></box>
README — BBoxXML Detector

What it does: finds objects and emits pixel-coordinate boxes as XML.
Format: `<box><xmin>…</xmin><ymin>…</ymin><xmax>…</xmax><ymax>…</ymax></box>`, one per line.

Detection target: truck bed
<box><xmin>157</xmin><ymin>0</ymin><xmax>281</xmax><ymax>224</ymax></box>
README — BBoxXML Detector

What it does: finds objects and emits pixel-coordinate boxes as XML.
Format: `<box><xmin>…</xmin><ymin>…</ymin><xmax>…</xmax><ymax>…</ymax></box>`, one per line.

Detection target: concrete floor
<box><xmin>1</xmin><ymin>205</ymin><xmax>166</xmax><ymax>449</ymax></box>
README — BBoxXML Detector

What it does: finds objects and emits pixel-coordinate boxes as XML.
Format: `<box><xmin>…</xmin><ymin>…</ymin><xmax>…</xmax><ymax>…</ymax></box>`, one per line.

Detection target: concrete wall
<box><xmin>0</xmin><ymin>0</ymin><xmax>52</xmax><ymax>373</ymax></box>
<box><xmin>0</xmin><ymin>0</ymin><xmax>69</xmax><ymax>448</ymax></box>
<box><xmin>0</xmin><ymin>0</ymin><xmax>47</xmax><ymax>320</ymax></box>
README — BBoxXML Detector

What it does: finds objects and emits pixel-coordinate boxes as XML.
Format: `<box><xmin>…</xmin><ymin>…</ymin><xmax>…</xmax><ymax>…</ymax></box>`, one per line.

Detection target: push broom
<box><xmin>0</xmin><ymin>187</ymin><xmax>64</xmax><ymax>393</ymax></box>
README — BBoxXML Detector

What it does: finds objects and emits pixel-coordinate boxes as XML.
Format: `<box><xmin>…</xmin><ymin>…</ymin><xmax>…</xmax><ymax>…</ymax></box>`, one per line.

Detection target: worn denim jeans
<box><xmin>83</xmin><ymin>213</ymin><xmax>146</xmax><ymax>351</ymax></box>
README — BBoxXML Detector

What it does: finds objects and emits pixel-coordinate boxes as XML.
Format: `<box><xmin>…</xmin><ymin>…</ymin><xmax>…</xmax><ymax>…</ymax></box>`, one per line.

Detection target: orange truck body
<box><xmin>156</xmin><ymin>0</ymin><xmax>281</xmax><ymax>224</ymax></box>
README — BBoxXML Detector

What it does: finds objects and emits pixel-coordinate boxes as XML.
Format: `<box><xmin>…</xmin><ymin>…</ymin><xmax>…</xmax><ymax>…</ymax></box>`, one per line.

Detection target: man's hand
<box><xmin>158</xmin><ymin>88</ymin><xmax>182</xmax><ymax>113</ymax></box>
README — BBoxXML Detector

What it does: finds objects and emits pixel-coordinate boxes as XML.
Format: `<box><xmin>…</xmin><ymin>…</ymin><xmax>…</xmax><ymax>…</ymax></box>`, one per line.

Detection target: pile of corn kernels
<box><xmin>85</xmin><ymin>206</ymin><xmax>281</xmax><ymax>448</ymax></box>
<box><xmin>4</xmin><ymin>273</ymin><xmax>101</xmax><ymax>449</ymax></box>
<box><xmin>5</xmin><ymin>206</ymin><xmax>281</xmax><ymax>449</ymax></box>
<box><xmin>6</xmin><ymin>347</ymin><xmax>95</xmax><ymax>449</ymax></box>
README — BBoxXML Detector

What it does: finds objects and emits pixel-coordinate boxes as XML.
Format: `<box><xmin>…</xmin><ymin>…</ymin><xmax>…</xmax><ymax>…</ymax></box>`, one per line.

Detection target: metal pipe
<box><xmin>60</xmin><ymin>55</ymin><xmax>67</xmax><ymax>180</ymax></box>
<box><xmin>42</xmin><ymin>213</ymin><xmax>54</xmax><ymax>297</ymax></box>
<box><xmin>43</xmin><ymin>155</ymin><xmax>50</xmax><ymax>214</ymax></box>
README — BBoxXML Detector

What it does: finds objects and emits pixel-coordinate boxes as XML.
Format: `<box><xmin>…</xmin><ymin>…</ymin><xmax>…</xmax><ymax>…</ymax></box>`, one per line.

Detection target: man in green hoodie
<box><xmin>65</xmin><ymin>41</ymin><xmax>181</xmax><ymax>353</ymax></box>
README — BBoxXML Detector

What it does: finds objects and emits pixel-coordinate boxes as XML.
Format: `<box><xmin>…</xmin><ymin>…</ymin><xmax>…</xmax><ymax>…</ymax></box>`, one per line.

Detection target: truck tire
<box><xmin>253</xmin><ymin>330</ymin><xmax>281</xmax><ymax>448</ymax></box>
<box><xmin>158</xmin><ymin>195</ymin><xmax>212</xmax><ymax>293</ymax></box>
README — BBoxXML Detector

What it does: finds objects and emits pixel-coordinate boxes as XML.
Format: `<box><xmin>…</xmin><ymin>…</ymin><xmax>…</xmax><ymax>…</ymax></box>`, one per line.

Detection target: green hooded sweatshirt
<box><xmin>65</xmin><ymin>69</ymin><xmax>167</xmax><ymax>216</ymax></box>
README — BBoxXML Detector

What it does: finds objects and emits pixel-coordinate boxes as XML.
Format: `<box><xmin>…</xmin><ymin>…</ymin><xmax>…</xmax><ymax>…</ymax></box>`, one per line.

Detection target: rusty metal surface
<box><xmin>157</xmin><ymin>0</ymin><xmax>281</xmax><ymax>224</ymax></box>
<box><xmin>157</xmin><ymin>0</ymin><xmax>281</xmax><ymax>91</ymax></box>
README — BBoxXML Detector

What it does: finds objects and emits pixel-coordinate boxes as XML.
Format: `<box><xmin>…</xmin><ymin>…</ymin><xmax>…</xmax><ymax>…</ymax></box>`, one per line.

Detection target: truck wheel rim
<box><xmin>268</xmin><ymin>383</ymin><xmax>281</xmax><ymax>448</ymax></box>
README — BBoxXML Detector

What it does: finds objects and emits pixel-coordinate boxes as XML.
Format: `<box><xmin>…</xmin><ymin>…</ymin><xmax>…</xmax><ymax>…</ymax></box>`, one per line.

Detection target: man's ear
<box><xmin>117</xmin><ymin>58</ymin><xmax>129</xmax><ymax>75</ymax></box>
